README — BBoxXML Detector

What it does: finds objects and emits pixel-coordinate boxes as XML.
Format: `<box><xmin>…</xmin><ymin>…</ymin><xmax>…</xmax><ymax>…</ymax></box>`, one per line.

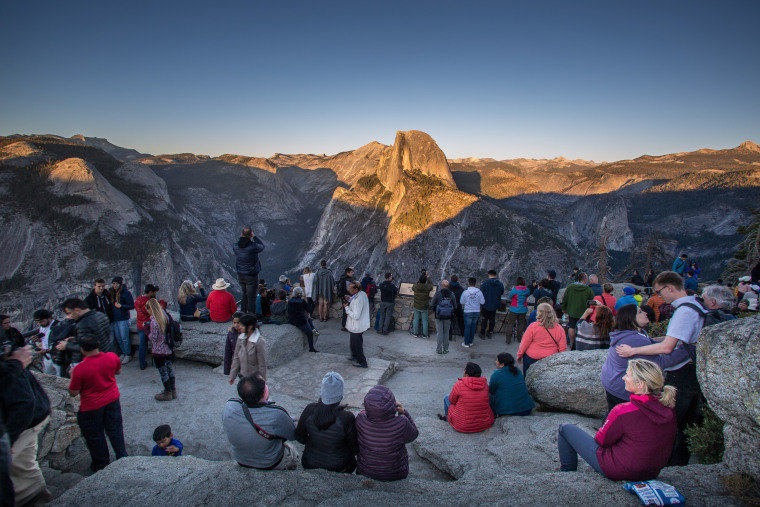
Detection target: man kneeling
<box><xmin>222</xmin><ymin>373</ymin><xmax>298</xmax><ymax>470</ymax></box>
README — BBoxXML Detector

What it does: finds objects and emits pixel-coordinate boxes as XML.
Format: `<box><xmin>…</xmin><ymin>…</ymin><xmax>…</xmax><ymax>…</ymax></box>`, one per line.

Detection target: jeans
<box><xmin>665</xmin><ymin>363</ymin><xmax>701</xmax><ymax>466</ymax></box>
<box><xmin>77</xmin><ymin>399</ymin><xmax>128</xmax><ymax>471</ymax></box>
<box><xmin>522</xmin><ymin>354</ymin><xmax>540</xmax><ymax>376</ymax></box>
<box><xmin>463</xmin><ymin>312</ymin><xmax>479</xmax><ymax>345</ymax></box>
<box><xmin>138</xmin><ymin>330</ymin><xmax>148</xmax><ymax>368</ymax></box>
<box><xmin>295</xmin><ymin>323</ymin><xmax>315</xmax><ymax>350</ymax></box>
<box><xmin>557</xmin><ymin>423</ymin><xmax>605</xmax><ymax>475</ymax></box>
<box><xmin>412</xmin><ymin>308</ymin><xmax>429</xmax><ymax>336</ymax></box>
<box><xmin>379</xmin><ymin>301</ymin><xmax>395</xmax><ymax>334</ymax></box>
<box><xmin>435</xmin><ymin>319</ymin><xmax>450</xmax><ymax>353</ymax></box>
<box><xmin>480</xmin><ymin>308</ymin><xmax>496</xmax><ymax>335</ymax></box>
<box><xmin>111</xmin><ymin>320</ymin><xmax>131</xmax><ymax>356</ymax></box>
<box><xmin>444</xmin><ymin>394</ymin><xmax>451</xmax><ymax>417</ymax></box>
<box><xmin>350</xmin><ymin>333</ymin><xmax>367</xmax><ymax>366</ymax></box>
<box><xmin>238</xmin><ymin>273</ymin><xmax>259</xmax><ymax>314</ymax></box>
<box><xmin>1</xmin><ymin>432</ymin><xmax>14</xmax><ymax>507</ymax></box>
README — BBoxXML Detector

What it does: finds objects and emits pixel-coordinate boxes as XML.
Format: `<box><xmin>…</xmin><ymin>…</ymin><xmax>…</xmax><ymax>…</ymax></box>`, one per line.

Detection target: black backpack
<box><xmin>677</xmin><ymin>300</ymin><xmax>729</xmax><ymax>361</ymax></box>
<box><xmin>436</xmin><ymin>295</ymin><xmax>454</xmax><ymax>319</ymax></box>
<box><xmin>165</xmin><ymin>314</ymin><xmax>183</xmax><ymax>350</ymax></box>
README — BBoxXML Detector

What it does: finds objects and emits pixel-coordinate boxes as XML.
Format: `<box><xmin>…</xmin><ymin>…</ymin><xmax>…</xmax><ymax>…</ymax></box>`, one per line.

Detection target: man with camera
<box><xmin>28</xmin><ymin>309</ymin><xmax>61</xmax><ymax>376</ymax></box>
<box><xmin>1</xmin><ymin>343</ymin><xmax>52</xmax><ymax>506</ymax></box>
<box><xmin>55</xmin><ymin>299</ymin><xmax>113</xmax><ymax>374</ymax></box>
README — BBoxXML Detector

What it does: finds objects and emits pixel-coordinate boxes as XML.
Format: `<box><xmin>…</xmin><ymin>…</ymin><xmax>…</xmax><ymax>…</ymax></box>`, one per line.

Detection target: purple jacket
<box><xmin>355</xmin><ymin>385</ymin><xmax>418</xmax><ymax>481</ymax></box>
<box><xmin>600</xmin><ymin>330</ymin><xmax>690</xmax><ymax>400</ymax></box>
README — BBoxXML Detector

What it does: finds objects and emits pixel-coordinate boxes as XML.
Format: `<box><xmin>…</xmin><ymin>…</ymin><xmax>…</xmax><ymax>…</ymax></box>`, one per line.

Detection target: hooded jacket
<box><xmin>595</xmin><ymin>394</ymin><xmax>677</xmax><ymax>481</ymax></box>
<box><xmin>233</xmin><ymin>236</ymin><xmax>265</xmax><ymax>275</ymax></box>
<box><xmin>85</xmin><ymin>290</ymin><xmax>114</xmax><ymax>322</ymax></box>
<box><xmin>312</xmin><ymin>267</ymin><xmax>335</xmax><ymax>301</ymax></box>
<box><xmin>561</xmin><ymin>283</ymin><xmax>595</xmax><ymax>318</ymax></box>
<box><xmin>295</xmin><ymin>402</ymin><xmax>359</xmax><ymax>473</ymax></box>
<box><xmin>355</xmin><ymin>385</ymin><xmax>418</xmax><ymax>481</ymax></box>
<box><xmin>412</xmin><ymin>279</ymin><xmax>433</xmax><ymax>310</ymax></box>
<box><xmin>480</xmin><ymin>278</ymin><xmax>505</xmax><ymax>311</ymax></box>
<box><xmin>600</xmin><ymin>330</ymin><xmax>690</xmax><ymax>401</ymax></box>
<box><xmin>109</xmin><ymin>287</ymin><xmax>135</xmax><ymax>322</ymax></box>
<box><xmin>447</xmin><ymin>376</ymin><xmax>494</xmax><ymax>433</ymax></box>
<box><xmin>508</xmin><ymin>286</ymin><xmax>530</xmax><ymax>314</ymax></box>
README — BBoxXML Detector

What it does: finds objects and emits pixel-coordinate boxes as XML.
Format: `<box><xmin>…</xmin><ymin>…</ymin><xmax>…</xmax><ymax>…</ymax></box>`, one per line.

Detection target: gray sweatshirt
<box><xmin>222</xmin><ymin>399</ymin><xmax>295</xmax><ymax>468</ymax></box>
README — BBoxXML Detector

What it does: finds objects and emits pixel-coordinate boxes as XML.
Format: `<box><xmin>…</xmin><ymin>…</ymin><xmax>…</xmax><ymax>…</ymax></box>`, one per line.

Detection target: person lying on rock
<box><xmin>557</xmin><ymin>359</ymin><xmax>676</xmax><ymax>481</ymax></box>
<box><xmin>223</xmin><ymin>373</ymin><xmax>298</xmax><ymax>470</ymax></box>
<box><xmin>439</xmin><ymin>362</ymin><xmax>494</xmax><ymax>433</ymax></box>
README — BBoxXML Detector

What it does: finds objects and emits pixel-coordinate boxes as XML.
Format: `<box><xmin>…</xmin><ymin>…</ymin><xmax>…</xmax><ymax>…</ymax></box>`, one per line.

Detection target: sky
<box><xmin>1</xmin><ymin>1</ymin><xmax>758</xmax><ymax>162</ymax></box>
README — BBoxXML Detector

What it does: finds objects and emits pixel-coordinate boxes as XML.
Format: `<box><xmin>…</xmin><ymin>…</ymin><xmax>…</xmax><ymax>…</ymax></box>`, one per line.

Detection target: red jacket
<box><xmin>207</xmin><ymin>290</ymin><xmax>237</xmax><ymax>322</ymax></box>
<box><xmin>447</xmin><ymin>376</ymin><xmax>494</xmax><ymax>433</ymax></box>
<box><xmin>134</xmin><ymin>295</ymin><xmax>166</xmax><ymax>330</ymax></box>
<box><xmin>595</xmin><ymin>394</ymin><xmax>677</xmax><ymax>481</ymax></box>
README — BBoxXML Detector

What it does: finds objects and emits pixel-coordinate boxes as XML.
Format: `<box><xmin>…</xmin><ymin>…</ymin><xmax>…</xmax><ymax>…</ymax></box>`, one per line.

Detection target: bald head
<box><xmin>589</xmin><ymin>274</ymin><xmax>599</xmax><ymax>284</ymax></box>
<box><xmin>440</xmin><ymin>280</ymin><xmax>450</xmax><ymax>289</ymax></box>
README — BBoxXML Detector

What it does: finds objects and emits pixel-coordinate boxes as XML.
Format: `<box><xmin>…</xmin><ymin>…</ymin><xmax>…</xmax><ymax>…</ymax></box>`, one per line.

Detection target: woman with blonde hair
<box><xmin>177</xmin><ymin>280</ymin><xmax>207</xmax><ymax>321</ymax></box>
<box><xmin>557</xmin><ymin>359</ymin><xmax>677</xmax><ymax>481</ymax></box>
<box><xmin>516</xmin><ymin>302</ymin><xmax>567</xmax><ymax>375</ymax></box>
<box><xmin>145</xmin><ymin>298</ymin><xmax>176</xmax><ymax>401</ymax></box>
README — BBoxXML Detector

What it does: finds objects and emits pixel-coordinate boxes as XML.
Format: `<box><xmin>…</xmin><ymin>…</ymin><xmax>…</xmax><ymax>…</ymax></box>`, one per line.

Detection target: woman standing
<box><xmin>411</xmin><ymin>274</ymin><xmax>433</xmax><ymax>338</ymax></box>
<box><xmin>557</xmin><ymin>359</ymin><xmax>677</xmax><ymax>481</ymax></box>
<box><xmin>145</xmin><ymin>298</ymin><xmax>176</xmax><ymax>401</ymax></box>
<box><xmin>300</xmin><ymin>267</ymin><xmax>316</xmax><ymax>315</ymax></box>
<box><xmin>228</xmin><ymin>314</ymin><xmax>267</xmax><ymax>383</ymax></box>
<box><xmin>505</xmin><ymin>277</ymin><xmax>530</xmax><ymax>344</ymax></box>
<box><xmin>109</xmin><ymin>277</ymin><xmax>135</xmax><ymax>364</ymax></box>
<box><xmin>517</xmin><ymin>303</ymin><xmax>566</xmax><ymax>375</ymax></box>
<box><xmin>295</xmin><ymin>372</ymin><xmax>359</xmax><ymax>473</ymax></box>
<box><xmin>177</xmin><ymin>280</ymin><xmax>207</xmax><ymax>321</ymax></box>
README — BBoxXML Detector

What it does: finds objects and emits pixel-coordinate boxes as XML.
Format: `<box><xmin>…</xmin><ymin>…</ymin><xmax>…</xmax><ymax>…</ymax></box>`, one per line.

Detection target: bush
<box><xmin>685</xmin><ymin>404</ymin><xmax>724</xmax><ymax>464</ymax></box>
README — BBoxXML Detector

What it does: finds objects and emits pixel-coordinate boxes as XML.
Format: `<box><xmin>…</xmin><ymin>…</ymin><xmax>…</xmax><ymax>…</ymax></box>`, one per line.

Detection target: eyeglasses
<box><xmin>654</xmin><ymin>287</ymin><xmax>665</xmax><ymax>297</ymax></box>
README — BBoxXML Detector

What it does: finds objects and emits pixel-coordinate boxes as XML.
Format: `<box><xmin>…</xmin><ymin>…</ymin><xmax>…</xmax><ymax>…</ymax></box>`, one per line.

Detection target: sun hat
<box><xmin>212</xmin><ymin>278</ymin><xmax>231</xmax><ymax>290</ymax></box>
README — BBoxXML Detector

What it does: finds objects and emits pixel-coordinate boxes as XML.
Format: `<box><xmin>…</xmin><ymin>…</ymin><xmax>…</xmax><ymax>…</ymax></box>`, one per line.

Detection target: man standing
<box><xmin>233</xmin><ymin>227</ymin><xmax>265</xmax><ymax>314</ymax></box>
<box><xmin>337</xmin><ymin>267</ymin><xmax>355</xmax><ymax>331</ymax></box>
<box><xmin>57</xmin><ymin>298</ymin><xmax>113</xmax><ymax>364</ymax></box>
<box><xmin>68</xmin><ymin>337</ymin><xmax>128</xmax><ymax>471</ymax></box>
<box><xmin>360</xmin><ymin>271</ymin><xmax>378</xmax><ymax>321</ymax></box>
<box><xmin>134</xmin><ymin>285</ymin><xmax>160</xmax><ymax>370</ymax></box>
<box><xmin>378</xmin><ymin>272</ymin><xmax>398</xmax><ymax>335</ymax></box>
<box><xmin>588</xmin><ymin>274</ymin><xmax>603</xmax><ymax>296</ymax></box>
<box><xmin>448</xmin><ymin>275</ymin><xmax>465</xmax><ymax>337</ymax></box>
<box><xmin>30</xmin><ymin>309</ymin><xmax>60</xmax><ymax>376</ymax></box>
<box><xmin>345</xmin><ymin>282</ymin><xmax>370</xmax><ymax>368</ymax></box>
<box><xmin>672</xmin><ymin>254</ymin><xmax>688</xmax><ymax>276</ymax></box>
<box><xmin>2</xmin><ymin>345</ymin><xmax>51</xmax><ymax>505</ymax></box>
<box><xmin>460</xmin><ymin>278</ymin><xmax>485</xmax><ymax>348</ymax></box>
<box><xmin>84</xmin><ymin>278</ymin><xmax>114</xmax><ymax>324</ymax></box>
<box><xmin>561</xmin><ymin>272</ymin><xmax>595</xmax><ymax>350</ymax></box>
<box><xmin>223</xmin><ymin>374</ymin><xmax>298</xmax><ymax>470</ymax></box>
<box><xmin>431</xmin><ymin>280</ymin><xmax>457</xmax><ymax>354</ymax></box>
<box><xmin>616</xmin><ymin>271</ymin><xmax>704</xmax><ymax>466</ymax></box>
<box><xmin>479</xmin><ymin>270</ymin><xmax>504</xmax><ymax>339</ymax></box>
<box><xmin>546</xmin><ymin>270</ymin><xmax>561</xmax><ymax>304</ymax></box>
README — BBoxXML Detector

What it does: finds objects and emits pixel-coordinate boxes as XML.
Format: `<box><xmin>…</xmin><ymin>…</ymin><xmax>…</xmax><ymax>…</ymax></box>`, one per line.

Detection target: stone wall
<box><xmin>328</xmin><ymin>296</ymin><xmax>440</xmax><ymax>333</ymax></box>
<box><xmin>32</xmin><ymin>372</ymin><xmax>89</xmax><ymax>470</ymax></box>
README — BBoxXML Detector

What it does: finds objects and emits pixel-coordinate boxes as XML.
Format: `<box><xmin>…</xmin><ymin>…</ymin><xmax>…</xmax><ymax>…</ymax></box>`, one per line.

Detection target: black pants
<box><xmin>350</xmin><ymin>332</ymin><xmax>367</xmax><ymax>366</ymax></box>
<box><xmin>77</xmin><ymin>399</ymin><xmax>128</xmax><ymax>471</ymax></box>
<box><xmin>453</xmin><ymin>308</ymin><xmax>464</xmax><ymax>336</ymax></box>
<box><xmin>665</xmin><ymin>363</ymin><xmax>701</xmax><ymax>466</ymax></box>
<box><xmin>0</xmin><ymin>433</ymin><xmax>12</xmax><ymax>507</ymax></box>
<box><xmin>238</xmin><ymin>273</ymin><xmax>259</xmax><ymax>314</ymax></box>
<box><xmin>480</xmin><ymin>309</ymin><xmax>496</xmax><ymax>334</ymax></box>
<box><xmin>295</xmin><ymin>323</ymin><xmax>315</xmax><ymax>350</ymax></box>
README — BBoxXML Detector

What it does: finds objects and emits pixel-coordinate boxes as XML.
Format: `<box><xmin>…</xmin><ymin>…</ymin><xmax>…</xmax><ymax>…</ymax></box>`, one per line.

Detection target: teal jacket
<box><xmin>488</xmin><ymin>366</ymin><xmax>535</xmax><ymax>415</ymax></box>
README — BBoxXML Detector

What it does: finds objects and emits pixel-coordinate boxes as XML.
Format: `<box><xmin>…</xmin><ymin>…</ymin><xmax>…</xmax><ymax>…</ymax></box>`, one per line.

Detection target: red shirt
<box><xmin>207</xmin><ymin>290</ymin><xmax>237</xmax><ymax>322</ymax></box>
<box><xmin>69</xmin><ymin>352</ymin><xmax>121</xmax><ymax>411</ymax></box>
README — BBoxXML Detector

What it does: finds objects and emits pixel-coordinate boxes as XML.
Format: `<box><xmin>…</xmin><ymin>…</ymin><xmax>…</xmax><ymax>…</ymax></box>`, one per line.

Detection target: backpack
<box><xmin>676</xmin><ymin>300</ymin><xmax>729</xmax><ymax>361</ymax></box>
<box><xmin>436</xmin><ymin>295</ymin><xmax>454</xmax><ymax>319</ymax></box>
<box><xmin>365</xmin><ymin>281</ymin><xmax>377</xmax><ymax>299</ymax></box>
<box><xmin>165</xmin><ymin>314</ymin><xmax>183</xmax><ymax>350</ymax></box>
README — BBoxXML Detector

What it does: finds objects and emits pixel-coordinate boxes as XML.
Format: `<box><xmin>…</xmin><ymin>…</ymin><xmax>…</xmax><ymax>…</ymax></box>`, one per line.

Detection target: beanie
<box><xmin>321</xmin><ymin>372</ymin><xmax>344</xmax><ymax>405</ymax></box>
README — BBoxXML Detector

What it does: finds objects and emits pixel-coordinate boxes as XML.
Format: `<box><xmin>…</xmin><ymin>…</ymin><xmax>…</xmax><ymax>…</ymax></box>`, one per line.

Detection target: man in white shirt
<box><xmin>344</xmin><ymin>282</ymin><xmax>370</xmax><ymax>368</ymax></box>
<box><xmin>31</xmin><ymin>310</ymin><xmax>60</xmax><ymax>376</ymax></box>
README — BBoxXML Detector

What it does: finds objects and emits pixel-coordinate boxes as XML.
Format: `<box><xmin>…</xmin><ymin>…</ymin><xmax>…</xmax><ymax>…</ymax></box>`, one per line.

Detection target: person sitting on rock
<box><xmin>295</xmin><ymin>372</ymin><xmax>359</xmax><ymax>473</ymax></box>
<box><xmin>592</xmin><ymin>283</ymin><xmax>617</xmax><ymax>320</ymax></box>
<box><xmin>489</xmin><ymin>353</ymin><xmax>534</xmax><ymax>417</ymax></box>
<box><xmin>223</xmin><ymin>374</ymin><xmax>298</xmax><ymax>470</ymax></box>
<box><xmin>614</xmin><ymin>287</ymin><xmax>639</xmax><ymax>311</ymax></box>
<box><xmin>557</xmin><ymin>359</ymin><xmax>677</xmax><ymax>481</ymax></box>
<box><xmin>256</xmin><ymin>287</ymin><xmax>272</xmax><ymax>320</ymax></box>
<box><xmin>441</xmin><ymin>362</ymin><xmax>494</xmax><ymax>433</ymax></box>
<box><xmin>517</xmin><ymin>303</ymin><xmax>567</xmax><ymax>376</ymax></box>
<box><xmin>177</xmin><ymin>280</ymin><xmax>207</xmax><ymax>322</ymax></box>
<box><xmin>356</xmin><ymin>385</ymin><xmax>418</xmax><ymax>481</ymax></box>
<box><xmin>575</xmin><ymin>302</ymin><xmax>614</xmax><ymax>350</ymax></box>
<box><xmin>268</xmin><ymin>290</ymin><xmax>289</xmax><ymax>324</ymax></box>
<box><xmin>228</xmin><ymin>314</ymin><xmax>267</xmax><ymax>383</ymax></box>
<box><xmin>206</xmin><ymin>278</ymin><xmax>237</xmax><ymax>323</ymax></box>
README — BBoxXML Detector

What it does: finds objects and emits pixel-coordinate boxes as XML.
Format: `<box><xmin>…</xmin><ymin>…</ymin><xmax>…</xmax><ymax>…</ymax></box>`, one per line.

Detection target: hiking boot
<box><xmin>171</xmin><ymin>389</ymin><xmax>177</xmax><ymax>399</ymax></box>
<box><xmin>486</xmin><ymin>332</ymin><xmax>493</xmax><ymax>339</ymax></box>
<box><xmin>155</xmin><ymin>390</ymin><xmax>172</xmax><ymax>401</ymax></box>
<box><xmin>478</xmin><ymin>332</ymin><xmax>485</xmax><ymax>339</ymax></box>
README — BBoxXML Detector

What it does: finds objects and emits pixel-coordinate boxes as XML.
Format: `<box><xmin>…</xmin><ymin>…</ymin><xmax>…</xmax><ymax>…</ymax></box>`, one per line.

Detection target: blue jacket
<box><xmin>589</xmin><ymin>283</ymin><xmax>603</xmax><ymax>296</ymax></box>
<box><xmin>179</xmin><ymin>288</ymin><xmax>207</xmax><ymax>319</ymax></box>
<box><xmin>480</xmin><ymin>278</ymin><xmax>504</xmax><ymax>311</ymax></box>
<box><xmin>614</xmin><ymin>295</ymin><xmax>639</xmax><ymax>311</ymax></box>
<box><xmin>508</xmin><ymin>287</ymin><xmax>530</xmax><ymax>314</ymax></box>
<box><xmin>489</xmin><ymin>366</ymin><xmax>535</xmax><ymax>415</ymax></box>
<box><xmin>234</xmin><ymin>236</ymin><xmax>265</xmax><ymax>275</ymax></box>
<box><xmin>684</xmin><ymin>277</ymin><xmax>698</xmax><ymax>292</ymax></box>
<box><xmin>672</xmin><ymin>258</ymin><xmax>687</xmax><ymax>275</ymax></box>
<box><xmin>111</xmin><ymin>288</ymin><xmax>135</xmax><ymax>322</ymax></box>
<box><xmin>152</xmin><ymin>438</ymin><xmax>183</xmax><ymax>456</ymax></box>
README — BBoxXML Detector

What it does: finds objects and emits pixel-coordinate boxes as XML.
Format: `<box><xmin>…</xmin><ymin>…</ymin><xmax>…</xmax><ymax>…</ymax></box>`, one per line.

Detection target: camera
<box><xmin>0</xmin><ymin>337</ymin><xmax>17</xmax><ymax>361</ymax></box>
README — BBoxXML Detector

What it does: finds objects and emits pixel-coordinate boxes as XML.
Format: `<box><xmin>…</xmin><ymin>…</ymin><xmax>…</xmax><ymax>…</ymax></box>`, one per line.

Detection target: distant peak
<box><xmin>738</xmin><ymin>141</ymin><xmax>760</xmax><ymax>152</ymax></box>
<box><xmin>376</xmin><ymin>130</ymin><xmax>455</xmax><ymax>191</ymax></box>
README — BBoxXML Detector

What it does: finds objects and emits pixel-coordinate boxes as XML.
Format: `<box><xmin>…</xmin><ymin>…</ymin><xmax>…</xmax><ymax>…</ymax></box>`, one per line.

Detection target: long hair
<box><xmin>594</xmin><ymin>305</ymin><xmax>614</xmax><ymax>340</ymax></box>
<box><xmin>536</xmin><ymin>303</ymin><xmax>558</xmax><ymax>329</ymax></box>
<box><xmin>313</xmin><ymin>400</ymin><xmax>346</xmax><ymax>431</ymax></box>
<box><xmin>627</xmin><ymin>359</ymin><xmax>676</xmax><ymax>408</ymax></box>
<box><xmin>615</xmin><ymin>304</ymin><xmax>639</xmax><ymax>331</ymax></box>
<box><xmin>497</xmin><ymin>352</ymin><xmax>519</xmax><ymax>376</ymax></box>
<box><xmin>178</xmin><ymin>280</ymin><xmax>197</xmax><ymax>305</ymax></box>
<box><xmin>145</xmin><ymin>298</ymin><xmax>167</xmax><ymax>333</ymax></box>
<box><xmin>109</xmin><ymin>284</ymin><xmax>123</xmax><ymax>304</ymax></box>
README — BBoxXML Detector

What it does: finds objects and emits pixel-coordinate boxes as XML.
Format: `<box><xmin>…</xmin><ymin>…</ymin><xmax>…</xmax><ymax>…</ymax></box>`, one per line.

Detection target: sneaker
<box><xmin>436</xmin><ymin>350</ymin><xmax>443</xmax><ymax>354</ymax></box>
<box><xmin>437</xmin><ymin>413</ymin><xmax>446</xmax><ymax>421</ymax></box>
<box><xmin>352</xmin><ymin>362</ymin><xmax>368</xmax><ymax>368</ymax></box>
<box><xmin>121</xmin><ymin>355</ymin><xmax>131</xmax><ymax>365</ymax></box>
<box><xmin>313</xmin><ymin>329</ymin><xmax>320</xmax><ymax>336</ymax></box>
<box><xmin>443</xmin><ymin>349</ymin><xmax>449</xmax><ymax>354</ymax></box>
<box><xmin>461</xmin><ymin>342</ymin><xmax>470</xmax><ymax>348</ymax></box>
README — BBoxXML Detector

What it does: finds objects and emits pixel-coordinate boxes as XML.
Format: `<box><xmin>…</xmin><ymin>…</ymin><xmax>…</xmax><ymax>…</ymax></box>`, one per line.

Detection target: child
<box><xmin>152</xmin><ymin>424</ymin><xmax>183</xmax><ymax>456</ymax></box>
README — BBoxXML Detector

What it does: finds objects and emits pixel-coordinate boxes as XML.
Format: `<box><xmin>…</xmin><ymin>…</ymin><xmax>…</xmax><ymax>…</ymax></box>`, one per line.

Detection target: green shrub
<box><xmin>685</xmin><ymin>404</ymin><xmax>724</xmax><ymax>464</ymax></box>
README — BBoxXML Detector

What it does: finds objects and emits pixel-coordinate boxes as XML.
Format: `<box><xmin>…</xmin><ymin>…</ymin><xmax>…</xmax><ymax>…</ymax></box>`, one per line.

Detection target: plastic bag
<box><xmin>624</xmin><ymin>480</ymin><xmax>685</xmax><ymax>505</ymax></box>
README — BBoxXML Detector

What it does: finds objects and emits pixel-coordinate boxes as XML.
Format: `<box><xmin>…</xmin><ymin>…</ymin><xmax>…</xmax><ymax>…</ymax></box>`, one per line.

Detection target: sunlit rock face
<box><xmin>377</xmin><ymin>130</ymin><xmax>456</xmax><ymax>192</ymax></box>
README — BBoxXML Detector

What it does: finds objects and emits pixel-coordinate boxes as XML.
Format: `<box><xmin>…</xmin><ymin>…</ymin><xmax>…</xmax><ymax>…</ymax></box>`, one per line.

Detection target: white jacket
<box><xmin>345</xmin><ymin>291</ymin><xmax>370</xmax><ymax>333</ymax></box>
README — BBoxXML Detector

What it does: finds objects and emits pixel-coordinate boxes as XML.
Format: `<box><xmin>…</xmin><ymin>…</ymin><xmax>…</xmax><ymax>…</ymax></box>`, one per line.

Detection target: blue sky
<box><xmin>1</xmin><ymin>1</ymin><xmax>758</xmax><ymax>162</ymax></box>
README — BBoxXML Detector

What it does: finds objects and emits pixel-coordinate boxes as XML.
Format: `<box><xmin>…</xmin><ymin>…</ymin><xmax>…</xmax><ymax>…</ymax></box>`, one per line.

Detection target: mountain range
<box><xmin>1</xmin><ymin>131</ymin><xmax>758</xmax><ymax>319</ymax></box>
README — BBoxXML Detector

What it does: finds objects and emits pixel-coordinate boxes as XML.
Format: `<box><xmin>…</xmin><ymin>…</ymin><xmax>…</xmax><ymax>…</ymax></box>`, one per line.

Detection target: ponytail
<box><xmin>659</xmin><ymin>385</ymin><xmax>677</xmax><ymax>408</ymax></box>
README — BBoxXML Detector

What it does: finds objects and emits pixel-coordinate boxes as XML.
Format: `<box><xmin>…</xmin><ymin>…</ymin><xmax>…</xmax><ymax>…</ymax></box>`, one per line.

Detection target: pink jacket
<box><xmin>447</xmin><ymin>376</ymin><xmax>494</xmax><ymax>433</ymax></box>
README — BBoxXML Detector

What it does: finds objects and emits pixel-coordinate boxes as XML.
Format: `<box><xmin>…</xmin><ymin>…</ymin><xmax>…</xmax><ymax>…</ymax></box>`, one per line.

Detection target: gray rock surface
<box><xmin>698</xmin><ymin>314</ymin><xmax>760</xmax><ymax>480</ymax></box>
<box><xmin>525</xmin><ymin>350</ymin><xmax>608</xmax><ymax>419</ymax></box>
<box><xmin>174</xmin><ymin>320</ymin><xmax>307</xmax><ymax>368</ymax></box>
<box><xmin>50</xmin><ymin>456</ymin><xmax>741</xmax><ymax>507</ymax></box>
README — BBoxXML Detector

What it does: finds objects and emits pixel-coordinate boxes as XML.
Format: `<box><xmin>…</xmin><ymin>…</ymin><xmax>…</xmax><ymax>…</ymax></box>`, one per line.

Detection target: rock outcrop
<box><xmin>376</xmin><ymin>130</ymin><xmax>455</xmax><ymax>191</ymax></box>
<box><xmin>114</xmin><ymin>161</ymin><xmax>171</xmax><ymax>211</ymax></box>
<box><xmin>698</xmin><ymin>315</ymin><xmax>760</xmax><ymax>480</ymax></box>
<box><xmin>525</xmin><ymin>350</ymin><xmax>609</xmax><ymax>419</ymax></box>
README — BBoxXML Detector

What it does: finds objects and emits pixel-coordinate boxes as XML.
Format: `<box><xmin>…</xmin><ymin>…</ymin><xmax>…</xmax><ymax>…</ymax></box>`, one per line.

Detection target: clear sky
<box><xmin>1</xmin><ymin>1</ymin><xmax>758</xmax><ymax>162</ymax></box>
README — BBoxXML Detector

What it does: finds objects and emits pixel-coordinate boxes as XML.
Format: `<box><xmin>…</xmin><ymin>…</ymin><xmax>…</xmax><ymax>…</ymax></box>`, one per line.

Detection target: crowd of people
<box><xmin>1</xmin><ymin>225</ymin><xmax>759</xmax><ymax>504</ymax></box>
